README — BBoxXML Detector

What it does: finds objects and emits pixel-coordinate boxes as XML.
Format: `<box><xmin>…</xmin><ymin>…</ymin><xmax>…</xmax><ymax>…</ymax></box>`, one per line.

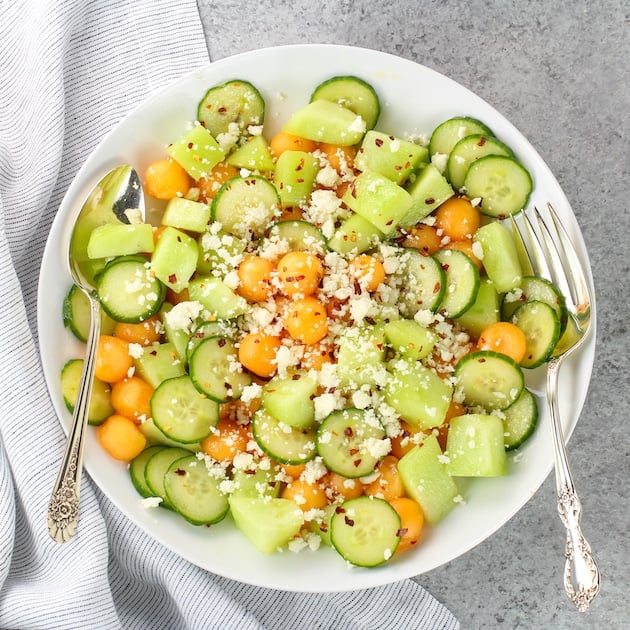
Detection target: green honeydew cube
<box><xmin>355</xmin><ymin>130</ymin><xmax>428</xmax><ymax>184</ymax></box>
<box><xmin>226</xmin><ymin>135</ymin><xmax>275</xmax><ymax>172</ymax></box>
<box><xmin>383</xmin><ymin>319</ymin><xmax>437</xmax><ymax>360</ymax></box>
<box><xmin>262</xmin><ymin>373</ymin><xmax>317</xmax><ymax>430</ymax></box>
<box><xmin>134</xmin><ymin>342</ymin><xmax>186</xmax><ymax>388</ymax></box>
<box><xmin>400</xmin><ymin>164</ymin><xmax>455</xmax><ymax>226</ymax></box>
<box><xmin>384</xmin><ymin>359</ymin><xmax>452</xmax><ymax>430</ymax></box>
<box><xmin>342</xmin><ymin>171</ymin><xmax>412</xmax><ymax>234</ymax></box>
<box><xmin>150</xmin><ymin>226</ymin><xmax>199</xmax><ymax>293</ymax></box>
<box><xmin>454</xmin><ymin>278</ymin><xmax>500</xmax><ymax>339</ymax></box>
<box><xmin>161</xmin><ymin>198</ymin><xmax>211</xmax><ymax>233</ymax></box>
<box><xmin>167</xmin><ymin>123</ymin><xmax>225</xmax><ymax>179</ymax></box>
<box><xmin>274</xmin><ymin>150</ymin><xmax>320</xmax><ymax>207</ymax></box>
<box><xmin>327</xmin><ymin>212</ymin><xmax>384</xmax><ymax>255</ymax></box>
<box><xmin>229</xmin><ymin>496</ymin><xmax>304</xmax><ymax>554</ymax></box>
<box><xmin>445</xmin><ymin>413</ymin><xmax>507</xmax><ymax>477</ymax></box>
<box><xmin>188</xmin><ymin>275</ymin><xmax>248</xmax><ymax>319</ymax></box>
<box><xmin>282</xmin><ymin>99</ymin><xmax>366</xmax><ymax>146</ymax></box>
<box><xmin>473</xmin><ymin>221</ymin><xmax>523</xmax><ymax>293</ymax></box>
<box><xmin>397</xmin><ymin>434</ymin><xmax>460</xmax><ymax>525</ymax></box>
<box><xmin>87</xmin><ymin>222</ymin><xmax>154</xmax><ymax>259</ymax></box>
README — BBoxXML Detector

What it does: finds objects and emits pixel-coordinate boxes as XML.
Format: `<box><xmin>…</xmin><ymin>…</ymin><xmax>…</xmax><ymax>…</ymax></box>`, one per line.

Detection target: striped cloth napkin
<box><xmin>0</xmin><ymin>1</ymin><xmax>459</xmax><ymax>628</ymax></box>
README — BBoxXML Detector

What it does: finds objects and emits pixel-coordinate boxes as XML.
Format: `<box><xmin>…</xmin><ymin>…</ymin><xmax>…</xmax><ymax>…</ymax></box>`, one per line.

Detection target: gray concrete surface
<box><xmin>196</xmin><ymin>1</ymin><xmax>628</xmax><ymax>627</ymax></box>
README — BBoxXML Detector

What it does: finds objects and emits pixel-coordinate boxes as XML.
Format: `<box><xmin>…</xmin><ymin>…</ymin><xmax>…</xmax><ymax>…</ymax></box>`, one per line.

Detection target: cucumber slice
<box><xmin>97</xmin><ymin>256</ymin><xmax>166</xmax><ymax>323</ymax></box>
<box><xmin>189</xmin><ymin>335</ymin><xmax>252</xmax><ymax>402</ymax></box>
<box><xmin>186</xmin><ymin>320</ymin><xmax>232</xmax><ymax>362</ymax></box>
<box><xmin>433</xmin><ymin>248</ymin><xmax>480</xmax><ymax>318</ymax></box>
<box><xmin>211</xmin><ymin>175</ymin><xmax>280</xmax><ymax>238</ymax></box>
<box><xmin>428</xmin><ymin>116</ymin><xmax>493</xmax><ymax>158</ymax></box>
<box><xmin>464</xmin><ymin>155</ymin><xmax>533</xmax><ymax>218</ymax></box>
<box><xmin>455</xmin><ymin>350</ymin><xmax>524</xmax><ymax>411</ymax></box>
<box><xmin>310</xmin><ymin>75</ymin><xmax>381</xmax><ymax>130</ymax></box>
<box><xmin>399</xmin><ymin>248</ymin><xmax>446</xmax><ymax>316</ymax></box>
<box><xmin>129</xmin><ymin>445</ymin><xmax>165</xmax><ymax>498</ymax></box>
<box><xmin>330</xmin><ymin>496</ymin><xmax>401</xmax><ymax>567</ymax></box>
<box><xmin>316</xmin><ymin>408</ymin><xmax>387</xmax><ymax>478</ymax></box>
<box><xmin>265</xmin><ymin>220</ymin><xmax>328</xmax><ymax>253</ymax></box>
<box><xmin>502</xmin><ymin>388</ymin><xmax>538</xmax><ymax>450</ymax></box>
<box><xmin>60</xmin><ymin>358</ymin><xmax>114</xmax><ymax>426</ymax></box>
<box><xmin>151</xmin><ymin>375</ymin><xmax>220</xmax><ymax>443</ymax></box>
<box><xmin>144</xmin><ymin>446</ymin><xmax>191</xmax><ymax>509</ymax></box>
<box><xmin>446</xmin><ymin>134</ymin><xmax>513</xmax><ymax>191</ymax></box>
<box><xmin>164</xmin><ymin>454</ymin><xmax>229</xmax><ymax>525</ymax></box>
<box><xmin>501</xmin><ymin>276</ymin><xmax>567</xmax><ymax>332</ymax></box>
<box><xmin>197</xmin><ymin>79</ymin><xmax>265</xmax><ymax>138</ymax></box>
<box><xmin>63</xmin><ymin>284</ymin><xmax>116</xmax><ymax>342</ymax></box>
<box><xmin>511</xmin><ymin>300</ymin><xmax>561</xmax><ymax>368</ymax></box>
<box><xmin>251</xmin><ymin>408</ymin><xmax>317</xmax><ymax>465</ymax></box>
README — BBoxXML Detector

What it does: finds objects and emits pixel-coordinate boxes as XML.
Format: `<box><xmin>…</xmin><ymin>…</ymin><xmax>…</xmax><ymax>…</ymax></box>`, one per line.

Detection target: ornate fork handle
<box><xmin>547</xmin><ymin>359</ymin><xmax>601</xmax><ymax>612</ymax></box>
<box><xmin>47</xmin><ymin>292</ymin><xmax>101</xmax><ymax>543</ymax></box>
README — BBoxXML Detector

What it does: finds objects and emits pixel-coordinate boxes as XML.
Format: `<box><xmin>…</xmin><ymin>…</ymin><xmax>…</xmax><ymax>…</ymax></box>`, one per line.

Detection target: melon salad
<box><xmin>60</xmin><ymin>74</ymin><xmax>568</xmax><ymax>567</ymax></box>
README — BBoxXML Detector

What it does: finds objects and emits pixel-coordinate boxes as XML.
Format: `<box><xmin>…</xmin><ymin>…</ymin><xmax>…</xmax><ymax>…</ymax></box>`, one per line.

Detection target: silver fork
<box><xmin>511</xmin><ymin>202</ymin><xmax>600</xmax><ymax>612</ymax></box>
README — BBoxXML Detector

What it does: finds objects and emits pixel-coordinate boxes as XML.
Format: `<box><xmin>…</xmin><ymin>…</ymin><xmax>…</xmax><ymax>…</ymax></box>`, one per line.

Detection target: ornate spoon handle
<box><xmin>547</xmin><ymin>360</ymin><xmax>601</xmax><ymax>611</ymax></box>
<box><xmin>47</xmin><ymin>292</ymin><xmax>101</xmax><ymax>543</ymax></box>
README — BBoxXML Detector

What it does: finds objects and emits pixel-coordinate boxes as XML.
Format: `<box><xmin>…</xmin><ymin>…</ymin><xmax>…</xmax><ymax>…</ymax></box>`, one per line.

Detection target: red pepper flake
<box><xmin>296</xmin><ymin>160</ymin><xmax>304</xmax><ymax>172</ymax></box>
<box><xmin>168</xmin><ymin>273</ymin><xmax>177</xmax><ymax>284</ymax></box>
<box><xmin>344</xmin><ymin>516</ymin><xmax>355</xmax><ymax>526</ymax></box>
<box><xmin>344</xmin><ymin>427</ymin><xmax>354</xmax><ymax>437</ymax></box>
<box><xmin>335</xmin><ymin>506</ymin><xmax>346</xmax><ymax>514</ymax></box>
<box><xmin>478</xmin><ymin>357</ymin><xmax>487</xmax><ymax>363</ymax></box>
<box><xmin>187</xmin><ymin>142</ymin><xmax>194</xmax><ymax>149</ymax></box>
<box><xmin>295</xmin><ymin>274</ymin><xmax>306</xmax><ymax>281</ymax></box>
<box><xmin>385</xmin><ymin>219</ymin><xmax>393</xmax><ymax>226</ymax></box>
<box><xmin>292</xmin><ymin>373</ymin><xmax>302</xmax><ymax>380</ymax></box>
<box><xmin>296</xmin><ymin>178</ymin><xmax>305</xmax><ymax>183</ymax></box>
<box><xmin>353</xmin><ymin>459</ymin><xmax>362</xmax><ymax>468</ymax></box>
<box><xmin>375</xmin><ymin>138</ymin><xmax>384</xmax><ymax>147</ymax></box>
<box><xmin>394</xmin><ymin>165</ymin><xmax>402</xmax><ymax>171</ymax></box>
<box><xmin>477</xmin><ymin>136</ymin><xmax>487</xmax><ymax>147</ymax></box>
<box><xmin>433</xmin><ymin>281</ymin><xmax>441</xmax><ymax>294</ymax></box>
<box><xmin>498</xmin><ymin>213</ymin><xmax>506</xmax><ymax>220</ymax></box>
<box><xmin>441</xmin><ymin>263</ymin><xmax>450</xmax><ymax>271</ymax></box>
<box><xmin>174</xmin><ymin>468</ymin><xmax>186</xmax><ymax>476</ymax></box>
<box><xmin>218</xmin><ymin>338</ymin><xmax>227</xmax><ymax>347</ymax></box>
<box><xmin>218</xmin><ymin>106</ymin><xmax>227</xmax><ymax>113</ymax></box>
<box><xmin>397</xmin><ymin>528</ymin><xmax>409</xmax><ymax>537</ymax></box>
<box><xmin>425</xmin><ymin>197</ymin><xmax>435</xmax><ymax>204</ymax></box>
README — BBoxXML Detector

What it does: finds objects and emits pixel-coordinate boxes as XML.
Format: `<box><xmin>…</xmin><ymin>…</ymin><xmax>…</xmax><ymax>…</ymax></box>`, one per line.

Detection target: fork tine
<box><xmin>545</xmin><ymin>202</ymin><xmax>592</xmax><ymax>307</ymax></box>
<box><xmin>531</xmin><ymin>206</ymin><xmax>575</xmax><ymax>306</ymax></box>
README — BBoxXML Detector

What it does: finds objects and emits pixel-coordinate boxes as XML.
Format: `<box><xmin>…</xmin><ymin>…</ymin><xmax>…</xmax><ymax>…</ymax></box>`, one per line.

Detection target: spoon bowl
<box><xmin>47</xmin><ymin>164</ymin><xmax>144</xmax><ymax>543</ymax></box>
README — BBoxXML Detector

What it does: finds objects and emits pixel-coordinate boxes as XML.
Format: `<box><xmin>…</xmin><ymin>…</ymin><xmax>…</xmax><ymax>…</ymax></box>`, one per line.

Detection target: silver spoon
<box><xmin>47</xmin><ymin>165</ymin><xmax>145</xmax><ymax>543</ymax></box>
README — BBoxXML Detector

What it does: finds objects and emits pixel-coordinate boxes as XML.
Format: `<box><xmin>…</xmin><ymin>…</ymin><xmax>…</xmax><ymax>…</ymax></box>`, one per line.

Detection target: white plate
<box><xmin>38</xmin><ymin>44</ymin><xmax>596</xmax><ymax>592</ymax></box>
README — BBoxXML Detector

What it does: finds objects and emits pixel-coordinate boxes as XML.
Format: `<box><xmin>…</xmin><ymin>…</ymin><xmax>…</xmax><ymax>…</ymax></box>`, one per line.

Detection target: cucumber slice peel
<box><xmin>455</xmin><ymin>350</ymin><xmax>524</xmax><ymax>411</ymax></box>
<box><xmin>197</xmin><ymin>79</ymin><xmax>265</xmax><ymax>138</ymax></box>
<box><xmin>310</xmin><ymin>75</ymin><xmax>381</xmax><ymax>130</ymax></box>
<box><xmin>330</xmin><ymin>496</ymin><xmax>401</xmax><ymax>567</ymax></box>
